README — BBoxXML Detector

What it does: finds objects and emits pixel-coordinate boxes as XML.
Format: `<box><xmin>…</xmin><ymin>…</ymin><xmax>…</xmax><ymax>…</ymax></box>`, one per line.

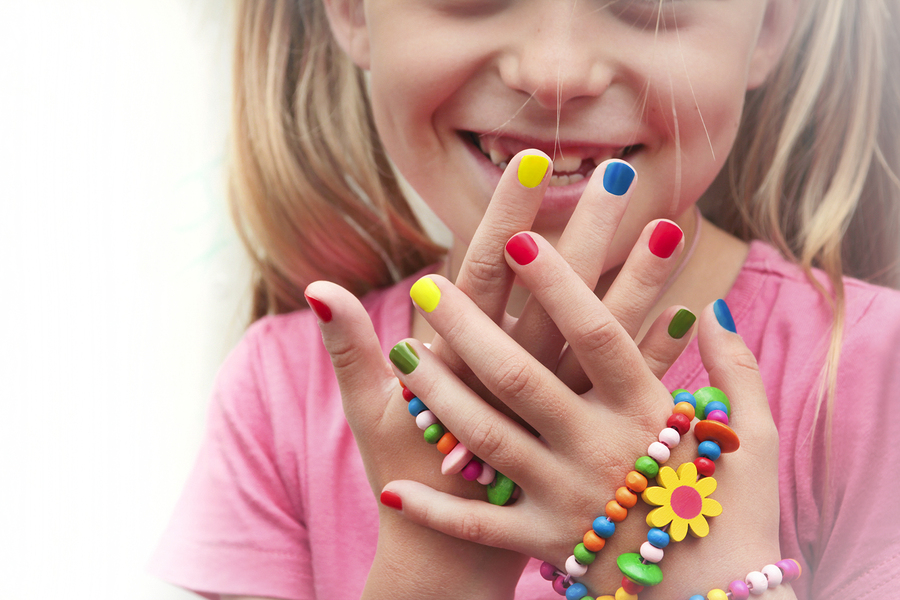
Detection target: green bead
<box><xmin>694</xmin><ymin>387</ymin><xmax>731</xmax><ymax>419</ymax></box>
<box><xmin>617</xmin><ymin>552</ymin><xmax>664</xmax><ymax>586</ymax></box>
<box><xmin>635</xmin><ymin>455</ymin><xmax>660</xmax><ymax>479</ymax></box>
<box><xmin>573</xmin><ymin>542</ymin><xmax>596</xmax><ymax>565</ymax></box>
<box><xmin>423</xmin><ymin>423</ymin><xmax>444</xmax><ymax>444</ymax></box>
<box><xmin>486</xmin><ymin>472</ymin><xmax>516</xmax><ymax>505</ymax></box>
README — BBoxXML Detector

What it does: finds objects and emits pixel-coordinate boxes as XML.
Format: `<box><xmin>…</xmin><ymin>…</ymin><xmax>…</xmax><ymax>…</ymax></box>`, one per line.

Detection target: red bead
<box><xmin>694</xmin><ymin>457</ymin><xmax>716</xmax><ymax>477</ymax></box>
<box><xmin>622</xmin><ymin>576</ymin><xmax>644</xmax><ymax>595</ymax></box>
<box><xmin>666</xmin><ymin>413</ymin><xmax>691</xmax><ymax>435</ymax></box>
<box><xmin>402</xmin><ymin>387</ymin><xmax>416</xmax><ymax>402</ymax></box>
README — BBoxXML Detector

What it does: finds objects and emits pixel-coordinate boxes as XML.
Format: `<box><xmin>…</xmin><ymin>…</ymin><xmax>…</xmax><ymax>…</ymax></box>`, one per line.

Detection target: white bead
<box><xmin>476</xmin><ymin>462</ymin><xmax>496</xmax><ymax>485</ymax></box>
<box><xmin>658</xmin><ymin>427</ymin><xmax>680</xmax><ymax>448</ymax></box>
<box><xmin>647</xmin><ymin>441</ymin><xmax>671</xmax><ymax>463</ymax></box>
<box><xmin>761</xmin><ymin>564</ymin><xmax>783</xmax><ymax>588</ymax></box>
<box><xmin>565</xmin><ymin>555</ymin><xmax>589</xmax><ymax>577</ymax></box>
<box><xmin>639</xmin><ymin>541</ymin><xmax>665</xmax><ymax>563</ymax></box>
<box><xmin>746</xmin><ymin>571</ymin><xmax>768</xmax><ymax>595</ymax></box>
<box><xmin>415</xmin><ymin>410</ymin><xmax>439</xmax><ymax>430</ymax></box>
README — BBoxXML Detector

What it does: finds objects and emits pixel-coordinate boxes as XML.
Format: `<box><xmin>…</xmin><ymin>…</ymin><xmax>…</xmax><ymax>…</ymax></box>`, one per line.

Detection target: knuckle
<box><xmin>326</xmin><ymin>337</ymin><xmax>367</xmax><ymax>373</ymax></box>
<box><xmin>459</xmin><ymin>254</ymin><xmax>508</xmax><ymax>297</ymax></box>
<box><xmin>572</xmin><ymin>316</ymin><xmax>621</xmax><ymax>358</ymax></box>
<box><xmin>492</xmin><ymin>355</ymin><xmax>538</xmax><ymax>400</ymax></box>
<box><xmin>457</xmin><ymin>511</ymin><xmax>491</xmax><ymax>545</ymax></box>
<box><xmin>462</xmin><ymin>415</ymin><xmax>505</xmax><ymax>464</ymax></box>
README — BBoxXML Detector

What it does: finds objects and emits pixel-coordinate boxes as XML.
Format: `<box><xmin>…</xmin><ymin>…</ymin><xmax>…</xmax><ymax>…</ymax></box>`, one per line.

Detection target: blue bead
<box><xmin>566</xmin><ymin>583</ymin><xmax>588</xmax><ymax>600</ymax></box>
<box><xmin>673</xmin><ymin>391</ymin><xmax>696</xmax><ymax>408</ymax></box>
<box><xmin>689</xmin><ymin>596</ymin><xmax>705</xmax><ymax>600</ymax></box>
<box><xmin>698</xmin><ymin>440</ymin><xmax>722</xmax><ymax>461</ymax></box>
<box><xmin>592</xmin><ymin>516</ymin><xmax>615</xmax><ymax>538</ymax></box>
<box><xmin>647</xmin><ymin>527</ymin><xmax>670</xmax><ymax>548</ymax></box>
<box><xmin>704</xmin><ymin>400</ymin><xmax>729</xmax><ymax>418</ymax></box>
<box><xmin>407</xmin><ymin>397</ymin><xmax>427</xmax><ymax>417</ymax></box>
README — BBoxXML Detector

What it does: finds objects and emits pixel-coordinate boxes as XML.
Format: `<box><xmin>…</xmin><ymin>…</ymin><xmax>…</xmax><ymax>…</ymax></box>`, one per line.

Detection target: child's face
<box><xmin>336</xmin><ymin>0</ymin><xmax>790</xmax><ymax>260</ymax></box>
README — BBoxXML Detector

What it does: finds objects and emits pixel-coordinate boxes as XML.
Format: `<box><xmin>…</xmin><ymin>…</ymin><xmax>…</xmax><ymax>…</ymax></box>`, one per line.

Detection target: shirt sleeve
<box><xmin>148</xmin><ymin>323</ymin><xmax>313</xmax><ymax>600</ymax></box>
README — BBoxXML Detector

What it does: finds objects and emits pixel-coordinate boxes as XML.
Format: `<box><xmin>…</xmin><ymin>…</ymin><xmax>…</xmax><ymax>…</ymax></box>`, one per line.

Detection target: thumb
<box><xmin>304</xmin><ymin>280</ymin><xmax>396</xmax><ymax>428</ymax></box>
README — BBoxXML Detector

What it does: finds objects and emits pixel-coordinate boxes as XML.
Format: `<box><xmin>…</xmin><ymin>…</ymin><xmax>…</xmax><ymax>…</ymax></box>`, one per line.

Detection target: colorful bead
<box><xmin>689</xmin><ymin>596</ymin><xmax>705</xmax><ymax>600</ymax></box>
<box><xmin>583</xmin><ymin>529</ymin><xmax>606</xmax><ymax>552</ymax></box>
<box><xmin>703</xmin><ymin>400</ymin><xmax>729</xmax><ymax>418</ymax></box>
<box><xmin>672</xmin><ymin>390</ymin><xmax>696</xmax><ymax>407</ymax></box>
<box><xmin>614</xmin><ymin>588</ymin><xmax>637</xmax><ymax>600</ymax></box>
<box><xmin>666</xmin><ymin>413</ymin><xmax>691</xmax><ymax>435</ymax></box>
<box><xmin>593</xmin><ymin>516</ymin><xmax>616</xmax><ymax>538</ymax></box>
<box><xmin>673</xmin><ymin>401</ymin><xmax>696</xmax><ymax>420</ymax></box>
<box><xmin>415</xmin><ymin>409</ymin><xmax>439</xmax><ymax>430</ymax></box>
<box><xmin>776</xmin><ymin>559</ymin><xmax>801</xmax><ymax>581</ymax></box>
<box><xmin>625</xmin><ymin>471</ymin><xmax>648</xmax><ymax>493</ymax></box>
<box><xmin>698</xmin><ymin>440</ymin><xmax>722</xmax><ymax>461</ymax></box>
<box><xmin>658</xmin><ymin>427</ymin><xmax>681</xmax><ymax>448</ymax></box>
<box><xmin>706</xmin><ymin>589</ymin><xmax>728</xmax><ymax>600</ymax></box>
<box><xmin>566</xmin><ymin>583</ymin><xmax>588</xmax><ymax>600</ymax></box>
<box><xmin>694</xmin><ymin>457</ymin><xmax>716</xmax><ymax>477</ymax></box>
<box><xmin>635</xmin><ymin>456</ymin><xmax>660</xmax><ymax>478</ymax></box>
<box><xmin>423</xmin><ymin>423</ymin><xmax>444</xmax><ymax>444</ymax></box>
<box><xmin>606</xmin><ymin>500</ymin><xmax>628</xmax><ymax>522</ymax></box>
<box><xmin>647</xmin><ymin>441</ymin><xmax>671</xmax><ymax>463</ymax></box>
<box><xmin>646</xmin><ymin>527</ymin><xmax>670</xmax><ymax>548</ymax></box>
<box><xmin>442</xmin><ymin>442</ymin><xmax>474</xmax><ymax>475</ymax></box>
<box><xmin>566</xmin><ymin>554</ymin><xmax>589</xmax><ymax>577</ymax></box>
<box><xmin>540</xmin><ymin>561</ymin><xmax>558</xmax><ymax>581</ymax></box>
<box><xmin>621</xmin><ymin>577</ymin><xmax>643</xmax><ymax>595</ymax></box>
<box><xmin>745</xmin><ymin>571</ymin><xmax>767</xmax><ymax>595</ymax></box>
<box><xmin>761</xmin><ymin>564</ymin><xmax>783</xmax><ymax>587</ymax></box>
<box><xmin>728</xmin><ymin>579</ymin><xmax>750</xmax><ymax>600</ymax></box>
<box><xmin>707</xmin><ymin>409</ymin><xmax>729</xmax><ymax>425</ymax></box>
<box><xmin>598</xmin><ymin>596</ymin><xmax>616</xmax><ymax>600</ymax></box>
<box><xmin>486</xmin><ymin>472</ymin><xmax>516</xmax><ymax>505</ymax></box>
<box><xmin>616</xmin><ymin>552</ymin><xmax>663</xmax><ymax>586</ymax></box>
<box><xmin>407</xmin><ymin>397</ymin><xmax>427</xmax><ymax>417</ymax></box>
<box><xmin>461</xmin><ymin>458</ymin><xmax>483</xmax><ymax>481</ymax></box>
<box><xmin>401</xmin><ymin>387</ymin><xmax>416</xmax><ymax>401</ymax></box>
<box><xmin>693</xmin><ymin>387</ymin><xmax>730</xmax><ymax>420</ymax></box>
<box><xmin>476</xmin><ymin>462</ymin><xmax>496</xmax><ymax>485</ymax></box>
<box><xmin>573</xmin><ymin>542</ymin><xmax>597</xmax><ymax>565</ymax></box>
<box><xmin>639</xmin><ymin>541</ymin><xmax>664</xmax><ymax>563</ymax></box>
<box><xmin>695</xmin><ymin>420</ymin><xmax>740</xmax><ymax>453</ymax></box>
<box><xmin>436</xmin><ymin>432</ymin><xmax>458</xmax><ymax>454</ymax></box>
<box><xmin>615</xmin><ymin>486</ymin><xmax>638</xmax><ymax>508</ymax></box>
<box><xmin>552</xmin><ymin>574</ymin><xmax>568</xmax><ymax>595</ymax></box>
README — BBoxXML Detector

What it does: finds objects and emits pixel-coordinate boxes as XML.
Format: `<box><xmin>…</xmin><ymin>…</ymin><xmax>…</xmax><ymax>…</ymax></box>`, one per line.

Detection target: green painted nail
<box><xmin>389</xmin><ymin>341</ymin><xmax>419</xmax><ymax>374</ymax></box>
<box><xmin>667</xmin><ymin>308</ymin><xmax>697</xmax><ymax>339</ymax></box>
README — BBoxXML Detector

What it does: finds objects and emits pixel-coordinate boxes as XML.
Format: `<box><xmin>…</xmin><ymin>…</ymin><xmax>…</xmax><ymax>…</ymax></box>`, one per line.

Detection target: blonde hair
<box><xmin>231</xmin><ymin>0</ymin><xmax>900</xmax><ymax>327</ymax></box>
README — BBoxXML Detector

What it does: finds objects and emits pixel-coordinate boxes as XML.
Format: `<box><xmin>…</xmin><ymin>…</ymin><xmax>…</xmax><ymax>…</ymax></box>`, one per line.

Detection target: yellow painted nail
<box><xmin>410</xmin><ymin>276</ymin><xmax>441</xmax><ymax>312</ymax></box>
<box><xmin>517</xmin><ymin>155</ymin><xmax>549</xmax><ymax>188</ymax></box>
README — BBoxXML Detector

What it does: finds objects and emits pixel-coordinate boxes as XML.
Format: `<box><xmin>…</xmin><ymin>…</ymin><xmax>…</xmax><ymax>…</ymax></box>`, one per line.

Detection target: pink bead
<box><xmin>761</xmin><ymin>564</ymin><xmax>783</xmax><ymax>587</ymax></box>
<box><xmin>441</xmin><ymin>443</ymin><xmax>474</xmax><ymax>475</ymax></box>
<box><xmin>647</xmin><ymin>441</ymin><xmax>670</xmax><ymax>463</ymax></box>
<box><xmin>728</xmin><ymin>579</ymin><xmax>750</xmax><ymax>600</ymax></box>
<box><xmin>658</xmin><ymin>427</ymin><xmax>680</xmax><ymax>448</ymax></box>
<box><xmin>415</xmin><ymin>410</ymin><xmax>439</xmax><ymax>430</ymax></box>
<box><xmin>776</xmin><ymin>559</ymin><xmax>801</xmax><ymax>582</ymax></box>
<box><xmin>476</xmin><ymin>462</ymin><xmax>496</xmax><ymax>485</ymax></box>
<box><xmin>565</xmin><ymin>554</ymin><xmax>588</xmax><ymax>577</ymax></box>
<box><xmin>745</xmin><ymin>571</ymin><xmax>768</xmax><ymax>595</ymax></box>
<box><xmin>461</xmin><ymin>459</ymin><xmax>483</xmax><ymax>481</ymax></box>
<box><xmin>540</xmin><ymin>561</ymin><xmax>558</xmax><ymax>581</ymax></box>
<box><xmin>552</xmin><ymin>574</ymin><xmax>568</xmax><ymax>595</ymax></box>
<box><xmin>639</xmin><ymin>541</ymin><xmax>664</xmax><ymax>563</ymax></box>
<box><xmin>707</xmin><ymin>409</ymin><xmax>729</xmax><ymax>425</ymax></box>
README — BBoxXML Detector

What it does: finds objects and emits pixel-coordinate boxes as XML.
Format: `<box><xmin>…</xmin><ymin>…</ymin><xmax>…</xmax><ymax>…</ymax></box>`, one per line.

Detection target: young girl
<box><xmin>150</xmin><ymin>0</ymin><xmax>900</xmax><ymax>599</ymax></box>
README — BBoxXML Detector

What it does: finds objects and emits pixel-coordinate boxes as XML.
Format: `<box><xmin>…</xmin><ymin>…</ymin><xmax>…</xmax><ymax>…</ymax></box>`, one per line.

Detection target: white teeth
<box><xmin>549</xmin><ymin>173</ymin><xmax>585</xmax><ymax>187</ymax></box>
<box><xmin>489</xmin><ymin>147</ymin><xmax>508</xmax><ymax>166</ymax></box>
<box><xmin>553</xmin><ymin>156</ymin><xmax>583</xmax><ymax>173</ymax></box>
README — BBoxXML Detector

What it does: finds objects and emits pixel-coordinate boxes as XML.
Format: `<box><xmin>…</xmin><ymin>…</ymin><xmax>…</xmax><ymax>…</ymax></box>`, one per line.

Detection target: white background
<box><xmin>1</xmin><ymin>2</ymin><xmax>247</xmax><ymax>598</ymax></box>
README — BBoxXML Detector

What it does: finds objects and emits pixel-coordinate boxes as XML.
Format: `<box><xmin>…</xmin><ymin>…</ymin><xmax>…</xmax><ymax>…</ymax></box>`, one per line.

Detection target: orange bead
<box><xmin>606</xmin><ymin>500</ymin><xmax>628</xmax><ymax>522</ymax></box>
<box><xmin>583</xmin><ymin>530</ymin><xmax>607</xmax><ymax>552</ymax></box>
<box><xmin>615</xmin><ymin>486</ymin><xmax>638</xmax><ymax>508</ymax></box>
<box><xmin>436</xmin><ymin>432</ymin><xmax>459</xmax><ymax>455</ymax></box>
<box><xmin>673</xmin><ymin>401</ymin><xmax>696</xmax><ymax>420</ymax></box>
<box><xmin>695</xmin><ymin>419</ymin><xmax>740</xmax><ymax>453</ymax></box>
<box><xmin>625</xmin><ymin>470</ymin><xmax>648</xmax><ymax>493</ymax></box>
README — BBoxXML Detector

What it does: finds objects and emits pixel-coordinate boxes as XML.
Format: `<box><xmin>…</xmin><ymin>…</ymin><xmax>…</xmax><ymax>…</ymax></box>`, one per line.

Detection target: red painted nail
<box><xmin>648</xmin><ymin>221</ymin><xmax>683</xmax><ymax>259</ymax></box>
<box><xmin>506</xmin><ymin>232</ymin><xmax>539</xmax><ymax>265</ymax></box>
<box><xmin>380</xmin><ymin>490</ymin><xmax>402</xmax><ymax>511</ymax></box>
<box><xmin>305</xmin><ymin>294</ymin><xmax>332</xmax><ymax>323</ymax></box>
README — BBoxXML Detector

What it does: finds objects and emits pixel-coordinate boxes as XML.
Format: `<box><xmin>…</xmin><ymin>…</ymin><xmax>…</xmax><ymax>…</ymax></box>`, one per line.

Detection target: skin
<box><xmin>228</xmin><ymin>0</ymin><xmax>802</xmax><ymax>598</ymax></box>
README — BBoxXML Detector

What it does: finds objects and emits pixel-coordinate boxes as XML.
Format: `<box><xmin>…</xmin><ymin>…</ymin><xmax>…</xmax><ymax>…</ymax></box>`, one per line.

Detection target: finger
<box><xmin>408</xmin><ymin>274</ymin><xmax>578</xmax><ymax>434</ymax></box>
<box><xmin>638</xmin><ymin>305</ymin><xmax>697</xmax><ymax>380</ymax></box>
<box><xmin>389</xmin><ymin>338</ymin><xmax>548</xmax><ymax>488</ymax></box>
<box><xmin>554</xmin><ymin>219</ymin><xmax>684</xmax><ymax>391</ymax></box>
<box><xmin>514</xmin><ymin>159</ymin><xmax>637</xmax><ymax>368</ymax></box>
<box><xmin>304</xmin><ymin>281</ymin><xmax>396</xmax><ymax>428</ymax></box>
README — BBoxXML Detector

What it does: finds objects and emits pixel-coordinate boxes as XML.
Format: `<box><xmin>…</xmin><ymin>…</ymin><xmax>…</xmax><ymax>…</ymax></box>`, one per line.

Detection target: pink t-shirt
<box><xmin>150</xmin><ymin>242</ymin><xmax>900</xmax><ymax>600</ymax></box>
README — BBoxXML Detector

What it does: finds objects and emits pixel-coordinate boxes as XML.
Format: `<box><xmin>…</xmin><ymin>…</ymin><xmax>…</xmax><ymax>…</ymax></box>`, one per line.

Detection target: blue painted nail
<box><xmin>602</xmin><ymin>161</ymin><xmax>636</xmax><ymax>196</ymax></box>
<box><xmin>713</xmin><ymin>299</ymin><xmax>736</xmax><ymax>333</ymax></box>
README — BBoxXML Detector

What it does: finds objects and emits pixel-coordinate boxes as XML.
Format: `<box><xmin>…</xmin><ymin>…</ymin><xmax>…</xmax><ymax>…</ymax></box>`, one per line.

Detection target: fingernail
<box><xmin>518</xmin><ymin>154</ymin><xmax>549</xmax><ymax>188</ymax></box>
<box><xmin>389</xmin><ymin>341</ymin><xmax>420</xmax><ymax>374</ymax></box>
<box><xmin>602</xmin><ymin>161</ymin><xmax>636</xmax><ymax>196</ymax></box>
<box><xmin>410</xmin><ymin>276</ymin><xmax>441</xmax><ymax>312</ymax></box>
<box><xmin>713</xmin><ymin>299</ymin><xmax>737</xmax><ymax>333</ymax></box>
<box><xmin>304</xmin><ymin>294</ymin><xmax>332</xmax><ymax>323</ymax></box>
<box><xmin>380</xmin><ymin>490</ymin><xmax>402</xmax><ymax>511</ymax></box>
<box><xmin>667</xmin><ymin>308</ymin><xmax>696</xmax><ymax>339</ymax></box>
<box><xmin>506</xmin><ymin>232</ymin><xmax>539</xmax><ymax>265</ymax></box>
<box><xmin>648</xmin><ymin>221</ymin><xmax>683</xmax><ymax>259</ymax></box>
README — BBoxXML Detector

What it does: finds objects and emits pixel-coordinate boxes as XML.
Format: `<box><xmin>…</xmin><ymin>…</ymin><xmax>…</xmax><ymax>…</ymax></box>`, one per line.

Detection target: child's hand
<box><xmin>383</xmin><ymin>231</ymin><xmax>784</xmax><ymax>599</ymax></box>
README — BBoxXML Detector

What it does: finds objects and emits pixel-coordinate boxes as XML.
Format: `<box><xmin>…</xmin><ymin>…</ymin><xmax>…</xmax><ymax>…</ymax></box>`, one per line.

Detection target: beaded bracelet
<box><xmin>542</xmin><ymin>387</ymin><xmax>741</xmax><ymax>600</ymax></box>
<box><xmin>398</xmin><ymin>378</ymin><xmax>518</xmax><ymax>506</ymax></box>
<box><xmin>688</xmin><ymin>559</ymin><xmax>802</xmax><ymax>600</ymax></box>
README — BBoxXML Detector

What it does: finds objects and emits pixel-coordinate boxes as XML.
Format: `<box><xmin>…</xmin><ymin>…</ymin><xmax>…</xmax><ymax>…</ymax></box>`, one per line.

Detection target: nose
<box><xmin>498</xmin><ymin>13</ymin><xmax>613</xmax><ymax>109</ymax></box>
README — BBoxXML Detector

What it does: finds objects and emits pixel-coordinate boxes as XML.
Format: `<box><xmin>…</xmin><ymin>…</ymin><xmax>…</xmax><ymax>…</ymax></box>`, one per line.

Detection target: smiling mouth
<box><xmin>466</xmin><ymin>132</ymin><xmax>643</xmax><ymax>187</ymax></box>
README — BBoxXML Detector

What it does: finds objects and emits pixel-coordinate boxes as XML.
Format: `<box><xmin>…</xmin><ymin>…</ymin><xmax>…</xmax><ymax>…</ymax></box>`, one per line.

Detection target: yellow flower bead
<box><xmin>707</xmin><ymin>589</ymin><xmax>728</xmax><ymax>600</ymax></box>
